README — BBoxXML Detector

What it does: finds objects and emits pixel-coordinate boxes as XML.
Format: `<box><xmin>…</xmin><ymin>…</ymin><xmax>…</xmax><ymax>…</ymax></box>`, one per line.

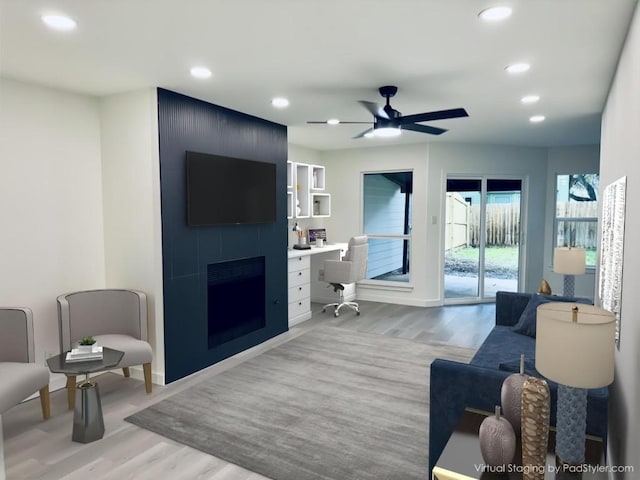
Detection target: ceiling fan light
<box><xmin>373</xmin><ymin>127</ymin><xmax>402</xmax><ymax>138</ymax></box>
<box><xmin>479</xmin><ymin>6</ymin><xmax>512</xmax><ymax>22</ymax></box>
<box><xmin>530</xmin><ymin>115</ymin><xmax>546</xmax><ymax>123</ymax></box>
<box><xmin>327</xmin><ymin>118</ymin><xmax>340</xmax><ymax>125</ymax></box>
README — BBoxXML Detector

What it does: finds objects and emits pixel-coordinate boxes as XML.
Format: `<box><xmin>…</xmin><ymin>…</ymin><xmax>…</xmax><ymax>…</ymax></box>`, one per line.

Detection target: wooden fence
<box><xmin>469</xmin><ymin>204</ymin><xmax>520</xmax><ymax>247</ymax></box>
<box><xmin>446</xmin><ymin>197</ymin><xmax>598</xmax><ymax>249</ymax></box>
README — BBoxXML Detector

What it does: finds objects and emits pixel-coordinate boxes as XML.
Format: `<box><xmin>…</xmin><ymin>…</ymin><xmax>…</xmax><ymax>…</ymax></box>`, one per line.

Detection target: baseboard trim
<box><xmin>356</xmin><ymin>291</ymin><xmax>440</xmax><ymax>307</ymax></box>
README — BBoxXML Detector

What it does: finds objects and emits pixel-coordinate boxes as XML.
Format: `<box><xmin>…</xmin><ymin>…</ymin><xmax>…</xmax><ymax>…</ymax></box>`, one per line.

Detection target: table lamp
<box><xmin>535</xmin><ymin>302</ymin><xmax>615</xmax><ymax>466</ymax></box>
<box><xmin>553</xmin><ymin>247</ymin><xmax>586</xmax><ymax>297</ymax></box>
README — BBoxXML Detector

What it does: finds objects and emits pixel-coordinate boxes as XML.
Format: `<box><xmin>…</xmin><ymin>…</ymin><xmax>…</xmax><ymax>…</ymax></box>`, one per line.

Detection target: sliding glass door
<box><xmin>444</xmin><ymin>177</ymin><xmax>522</xmax><ymax>302</ymax></box>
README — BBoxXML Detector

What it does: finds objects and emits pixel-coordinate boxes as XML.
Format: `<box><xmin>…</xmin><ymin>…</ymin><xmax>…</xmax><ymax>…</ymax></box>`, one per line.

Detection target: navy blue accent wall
<box><xmin>157</xmin><ymin>88</ymin><xmax>288</xmax><ymax>383</ymax></box>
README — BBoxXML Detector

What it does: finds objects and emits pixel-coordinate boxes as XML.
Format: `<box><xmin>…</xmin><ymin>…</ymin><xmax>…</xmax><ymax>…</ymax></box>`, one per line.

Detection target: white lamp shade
<box><xmin>535</xmin><ymin>302</ymin><xmax>615</xmax><ymax>388</ymax></box>
<box><xmin>553</xmin><ymin>247</ymin><xmax>586</xmax><ymax>275</ymax></box>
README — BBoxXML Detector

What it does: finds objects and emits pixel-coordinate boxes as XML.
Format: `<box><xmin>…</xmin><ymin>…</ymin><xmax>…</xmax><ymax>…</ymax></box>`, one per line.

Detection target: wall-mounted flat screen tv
<box><xmin>186</xmin><ymin>151</ymin><xmax>276</xmax><ymax>226</ymax></box>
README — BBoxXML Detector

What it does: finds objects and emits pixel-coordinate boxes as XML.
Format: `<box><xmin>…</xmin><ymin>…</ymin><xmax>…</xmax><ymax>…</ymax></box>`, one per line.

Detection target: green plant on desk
<box><xmin>79</xmin><ymin>336</ymin><xmax>96</xmax><ymax>346</ymax></box>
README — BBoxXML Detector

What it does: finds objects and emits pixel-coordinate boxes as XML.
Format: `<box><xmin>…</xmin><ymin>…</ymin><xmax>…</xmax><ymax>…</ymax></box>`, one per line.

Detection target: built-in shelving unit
<box><xmin>312</xmin><ymin>193</ymin><xmax>331</xmax><ymax>217</ymax></box>
<box><xmin>311</xmin><ymin>165</ymin><xmax>325</xmax><ymax>190</ymax></box>
<box><xmin>287</xmin><ymin>162</ymin><xmax>331</xmax><ymax>219</ymax></box>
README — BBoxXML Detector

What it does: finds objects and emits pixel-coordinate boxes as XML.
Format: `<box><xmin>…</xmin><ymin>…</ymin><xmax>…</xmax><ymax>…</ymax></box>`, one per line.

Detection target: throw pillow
<box><xmin>511</xmin><ymin>294</ymin><xmax>591</xmax><ymax>338</ymax></box>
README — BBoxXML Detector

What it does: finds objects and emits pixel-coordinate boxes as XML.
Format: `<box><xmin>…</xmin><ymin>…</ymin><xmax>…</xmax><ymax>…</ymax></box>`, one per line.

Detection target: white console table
<box><xmin>287</xmin><ymin>243</ymin><xmax>355</xmax><ymax>326</ymax></box>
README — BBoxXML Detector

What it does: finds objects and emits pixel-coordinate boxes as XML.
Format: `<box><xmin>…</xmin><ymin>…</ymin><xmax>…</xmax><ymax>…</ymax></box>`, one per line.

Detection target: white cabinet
<box><xmin>287</xmin><ymin>161</ymin><xmax>330</xmax><ymax>219</ymax></box>
<box><xmin>287</xmin><ymin>255</ymin><xmax>311</xmax><ymax>326</ymax></box>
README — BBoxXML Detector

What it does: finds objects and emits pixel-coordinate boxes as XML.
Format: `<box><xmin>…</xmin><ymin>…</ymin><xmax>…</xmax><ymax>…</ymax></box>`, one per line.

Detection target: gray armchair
<box><xmin>57</xmin><ymin>289</ymin><xmax>152</xmax><ymax>409</ymax></box>
<box><xmin>0</xmin><ymin>307</ymin><xmax>50</xmax><ymax>419</ymax></box>
<box><xmin>319</xmin><ymin>236</ymin><xmax>368</xmax><ymax>317</ymax></box>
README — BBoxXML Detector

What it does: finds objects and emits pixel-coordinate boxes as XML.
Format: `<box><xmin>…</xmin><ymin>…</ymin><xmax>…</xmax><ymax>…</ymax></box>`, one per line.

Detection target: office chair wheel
<box><xmin>334</xmin><ymin>311</ymin><xmax>339</xmax><ymax>317</ymax></box>
<box><xmin>356</xmin><ymin>311</ymin><xmax>360</xmax><ymax>316</ymax></box>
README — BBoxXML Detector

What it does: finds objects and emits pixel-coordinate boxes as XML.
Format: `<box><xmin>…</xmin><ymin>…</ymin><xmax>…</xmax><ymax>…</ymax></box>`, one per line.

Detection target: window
<box><xmin>555</xmin><ymin>174</ymin><xmax>599</xmax><ymax>268</ymax></box>
<box><xmin>362</xmin><ymin>171</ymin><xmax>412</xmax><ymax>282</ymax></box>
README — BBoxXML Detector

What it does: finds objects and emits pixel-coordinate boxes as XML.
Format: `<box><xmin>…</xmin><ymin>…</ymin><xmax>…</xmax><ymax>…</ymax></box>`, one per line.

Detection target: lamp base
<box><xmin>556</xmin><ymin>384</ymin><xmax>587</xmax><ymax>465</ymax></box>
<box><xmin>563</xmin><ymin>275</ymin><xmax>575</xmax><ymax>297</ymax></box>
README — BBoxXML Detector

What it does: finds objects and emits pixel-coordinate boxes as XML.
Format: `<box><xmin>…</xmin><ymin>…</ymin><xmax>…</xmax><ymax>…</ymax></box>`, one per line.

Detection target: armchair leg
<box><xmin>122</xmin><ymin>367</ymin><xmax>130</xmax><ymax>378</ymax></box>
<box><xmin>66</xmin><ymin>375</ymin><xmax>77</xmax><ymax>410</ymax></box>
<box><xmin>143</xmin><ymin>363</ymin><xmax>152</xmax><ymax>393</ymax></box>
<box><xmin>39</xmin><ymin>385</ymin><xmax>50</xmax><ymax>420</ymax></box>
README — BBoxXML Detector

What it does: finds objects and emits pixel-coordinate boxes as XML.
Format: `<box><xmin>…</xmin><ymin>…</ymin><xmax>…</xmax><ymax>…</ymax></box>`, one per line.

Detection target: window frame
<box><xmin>360</xmin><ymin>169</ymin><xmax>414</xmax><ymax>286</ymax></box>
<box><xmin>553</xmin><ymin>173</ymin><xmax>599</xmax><ymax>269</ymax></box>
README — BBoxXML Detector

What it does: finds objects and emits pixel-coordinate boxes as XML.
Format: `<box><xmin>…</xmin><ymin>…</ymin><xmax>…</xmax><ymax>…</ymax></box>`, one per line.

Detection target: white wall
<box><xmin>543</xmin><ymin>145</ymin><xmax>600</xmax><ymax>298</ymax></box>
<box><xmin>99</xmin><ymin>89</ymin><xmax>165</xmax><ymax>384</ymax></box>
<box><xmin>428</xmin><ymin>143</ymin><xmax>549</xmax><ymax>299</ymax></box>
<box><xmin>0</xmin><ymin>78</ymin><xmax>105</xmax><ymax>365</ymax></box>
<box><xmin>599</xmin><ymin>2</ymin><xmax>640</xmax><ymax>475</ymax></box>
<box><xmin>321</xmin><ymin>143</ymin><xmax>430</xmax><ymax>305</ymax></box>
<box><xmin>320</xmin><ymin>142</ymin><xmax>554</xmax><ymax>305</ymax></box>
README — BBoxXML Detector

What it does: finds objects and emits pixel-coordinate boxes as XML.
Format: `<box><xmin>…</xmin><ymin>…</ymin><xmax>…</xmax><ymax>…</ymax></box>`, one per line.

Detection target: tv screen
<box><xmin>186</xmin><ymin>151</ymin><xmax>276</xmax><ymax>226</ymax></box>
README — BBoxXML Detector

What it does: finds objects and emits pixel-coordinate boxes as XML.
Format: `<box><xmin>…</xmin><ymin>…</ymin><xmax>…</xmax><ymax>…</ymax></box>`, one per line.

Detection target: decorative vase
<box><xmin>521</xmin><ymin>377</ymin><xmax>550</xmax><ymax>480</ymax></box>
<box><xmin>76</xmin><ymin>345</ymin><xmax>94</xmax><ymax>353</ymax></box>
<box><xmin>538</xmin><ymin>279</ymin><xmax>552</xmax><ymax>295</ymax></box>
<box><xmin>479</xmin><ymin>406</ymin><xmax>516</xmax><ymax>468</ymax></box>
<box><xmin>501</xmin><ymin>354</ymin><xmax>527</xmax><ymax>433</ymax></box>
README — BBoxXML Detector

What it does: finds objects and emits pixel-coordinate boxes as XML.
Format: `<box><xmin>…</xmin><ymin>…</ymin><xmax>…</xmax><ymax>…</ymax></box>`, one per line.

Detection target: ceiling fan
<box><xmin>307</xmin><ymin>85</ymin><xmax>469</xmax><ymax>139</ymax></box>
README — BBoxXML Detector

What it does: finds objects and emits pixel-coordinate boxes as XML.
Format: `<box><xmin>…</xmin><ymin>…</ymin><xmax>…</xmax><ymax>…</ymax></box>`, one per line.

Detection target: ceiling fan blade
<box><xmin>353</xmin><ymin>127</ymin><xmax>374</xmax><ymax>139</ymax></box>
<box><xmin>396</xmin><ymin>108</ymin><xmax>469</xmax><ymax>125</ymax></box>
<box><xmin>401</xmin><ymin>123</ymin><xmax>448</xmax><ymax>136</ymax></box>
<box><xmin>358</xmin><ymin>101</ymin><xmax>390</xmax><ymax>119</ymax></box>
<box><xmin>306</xmin><ymin>121</ymin><xmax>372</xmax><ymax>124</ymax></box>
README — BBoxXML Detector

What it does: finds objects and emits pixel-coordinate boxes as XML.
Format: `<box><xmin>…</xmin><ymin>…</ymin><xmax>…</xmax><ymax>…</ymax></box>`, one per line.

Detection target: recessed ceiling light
<box><xmin>41</xmin><ymin>14</ymin><xmax>77</xmax><ymax>31</ymax></box>
<box><xmin>327</xmin><ymin>119</ymin><xmax>340</xmax><ymax>125</ymax></box>
<box><xmin>521</xmin><ymin>95</ymin><xmax>540</xmax><ymax>104</ymax></box>
<box><xmin>529</xmin><ymin>115</ymin><xmax>546</xmax><ymax>123</ymax></box>
<box><xmin>271</xmin><ymin>97</ymin><xmax>289</xmax><ymax>108</ymax></box>
<box><xmin>478</xmin><ymin>6</ymin><xmax>512</xmax><ymax>22</ymax></box>
<box><xmin>190</xmin><ymin>67</ymin><xmax>212</xmax><ymax>79</ymax></box>
<box><xmin>505</xmin><ymin>63</ymin><xmax>530</xmax><ymax>74</ymax></box>
<box><xmin>373</xmin><ymin>127</ymin><xmax>402</xmax><ymax>138</ymax></box>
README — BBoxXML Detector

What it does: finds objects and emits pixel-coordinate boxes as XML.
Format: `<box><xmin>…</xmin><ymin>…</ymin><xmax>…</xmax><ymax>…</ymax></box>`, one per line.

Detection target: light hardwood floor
<box><xmin>2</xmin><ymin>300</ymin><xmax>495</xmax><ymax>480</ymax></box>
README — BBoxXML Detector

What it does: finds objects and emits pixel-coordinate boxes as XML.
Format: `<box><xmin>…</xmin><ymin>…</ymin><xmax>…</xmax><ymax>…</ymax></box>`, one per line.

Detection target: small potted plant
<box><xmin>77</xmin><ymin>336</ymin><xmax>97</xmax><ymax>353</ymax></box>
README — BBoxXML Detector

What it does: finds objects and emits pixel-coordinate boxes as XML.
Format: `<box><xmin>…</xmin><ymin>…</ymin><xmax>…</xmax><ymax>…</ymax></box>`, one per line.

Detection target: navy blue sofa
<box><xmin>428</xmin><ymin>291</ymin><xmax>609</xmax><ymax>473</ymax></box>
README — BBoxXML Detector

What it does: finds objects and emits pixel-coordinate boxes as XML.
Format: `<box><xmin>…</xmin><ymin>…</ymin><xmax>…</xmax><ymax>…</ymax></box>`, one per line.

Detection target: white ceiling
<box><xmin>1</xmin><ymin>0</ymin><xmax>637</xmax><ymax>151</ymax></box>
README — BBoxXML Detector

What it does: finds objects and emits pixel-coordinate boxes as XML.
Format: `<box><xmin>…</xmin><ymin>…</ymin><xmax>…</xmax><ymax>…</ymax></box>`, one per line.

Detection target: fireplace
<box><xmin>207</xmin><ymin>257</ymin><xmax>266</xmax><ymax>349</ymax></box>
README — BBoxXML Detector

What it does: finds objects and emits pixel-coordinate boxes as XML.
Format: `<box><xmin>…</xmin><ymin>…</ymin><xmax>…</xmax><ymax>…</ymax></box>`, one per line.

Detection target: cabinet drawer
<box><xmin>288</xmin><ymin>284</ymin><xmax>308</xmax><ymax>303</ymax></box>
<box><xmin>288</xmin><ymin>255</ymin><xmax>310</xmax><ymax>272</ymax></box>
<box><xmin>288</xmin><ymin>297</ymin><xmax>310</xmax><ymax>319</ymax></box>
<box><xmin>288</xmin><ymin>267</ymin><xmax>310</xmax><ymax>287</ymax></box>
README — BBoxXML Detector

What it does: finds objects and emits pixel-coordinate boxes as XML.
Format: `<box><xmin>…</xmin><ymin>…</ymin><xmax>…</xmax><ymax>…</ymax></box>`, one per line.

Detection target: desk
<box><xmin>287</xmin><ymin>243</ymin><xmax>350</xmax><ymax>326</ymax></box>
<box><xmin>47</xmin><ymin>348</ymin><xmax>124</xmax><ymax>443</ymax></box>
<box><xmin>432</xmin><ymin>409</ymin><xmax>606</xmax><ymax>480</ymax></box>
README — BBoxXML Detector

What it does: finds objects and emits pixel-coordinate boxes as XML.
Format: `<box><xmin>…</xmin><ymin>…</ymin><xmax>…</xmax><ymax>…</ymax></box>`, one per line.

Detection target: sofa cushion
<box><xmin>511</xmin><ymin>294</ymin><xmax>591</xmax><ymax>338</ymax></box>
<box><xmin>471</xmin><ymin>326</ymin><xmax>535</xmax><ymax>369</ymax></box>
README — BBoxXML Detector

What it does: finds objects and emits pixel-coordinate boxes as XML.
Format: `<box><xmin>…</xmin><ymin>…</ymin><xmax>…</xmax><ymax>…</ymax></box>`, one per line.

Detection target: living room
<box><xmin>1</xmin><ymin>1</ymin><xmax>639</xmax><ymax>479</ymax></box>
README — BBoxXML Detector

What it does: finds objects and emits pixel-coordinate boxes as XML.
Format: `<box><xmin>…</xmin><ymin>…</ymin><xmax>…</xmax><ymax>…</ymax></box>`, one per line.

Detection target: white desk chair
<box><xmin>318</xmin><ymin>236</ymin><xmax>368</xmax><ymax>317</ymax></box>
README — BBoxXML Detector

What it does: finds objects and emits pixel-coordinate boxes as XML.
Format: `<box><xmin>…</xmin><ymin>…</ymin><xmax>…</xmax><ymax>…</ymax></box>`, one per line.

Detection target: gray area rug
<box><xmin>126</xmin><ymin>326</ymin><xmax>475</xmax><ymax>480</ymax></box>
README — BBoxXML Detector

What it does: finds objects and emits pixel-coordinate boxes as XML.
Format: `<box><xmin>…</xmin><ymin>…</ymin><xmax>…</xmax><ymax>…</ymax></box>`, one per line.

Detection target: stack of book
<box><xmin>65</xmin><ymin>346</ymin><xmax>103</xmax><ymax>363</ymax></box>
